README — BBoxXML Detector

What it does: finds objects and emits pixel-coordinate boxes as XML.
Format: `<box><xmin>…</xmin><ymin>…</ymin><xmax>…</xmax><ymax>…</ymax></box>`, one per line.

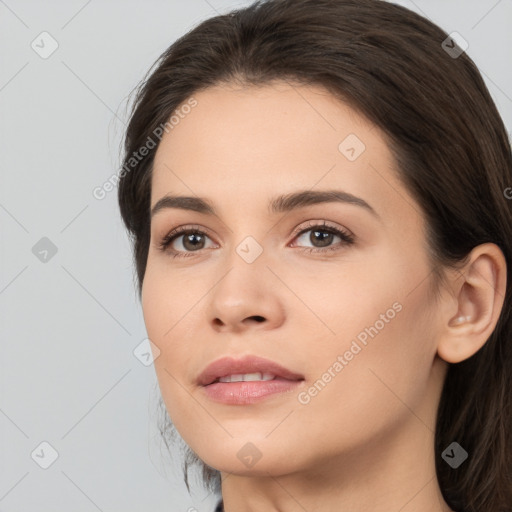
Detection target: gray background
<box><xmin>1</xmin><ymin>1</ymin><xmax>511</xmax><ymax>511</ymax></box>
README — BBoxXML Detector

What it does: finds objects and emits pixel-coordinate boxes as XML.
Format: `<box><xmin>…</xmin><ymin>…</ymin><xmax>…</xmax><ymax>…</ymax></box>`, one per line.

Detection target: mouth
<box><xmin>198</xmin><ymin>355</ymin><xmax>304</xmax><ymax>386</ymax></box>
<box><xmin>197</xmin><ymin>355</ymin><xmax>305</xmax><ymax>405</ymax></box>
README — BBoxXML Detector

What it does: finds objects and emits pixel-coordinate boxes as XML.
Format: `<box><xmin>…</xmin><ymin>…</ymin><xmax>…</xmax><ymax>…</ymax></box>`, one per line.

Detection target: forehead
<box><xmin>153</xmin><ymin>81</ymin><xmax>378</xmax><ymax>167</ymax></box>
<box><xmin>150</xmin><ymin>81</ymin><xmax>414</xmax><ymax>225</ymax></box>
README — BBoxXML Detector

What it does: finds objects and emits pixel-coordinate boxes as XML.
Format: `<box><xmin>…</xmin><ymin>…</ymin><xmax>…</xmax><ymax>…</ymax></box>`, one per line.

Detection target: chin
<box><xmin>205</xmin><ymin>457</ymin><xmax>294</xmax><ymax>477</ymax></box>
<box><xmin>194</xmin><ymin>439</ymin><xmax>304</xmax><ymax>477</ymax></box>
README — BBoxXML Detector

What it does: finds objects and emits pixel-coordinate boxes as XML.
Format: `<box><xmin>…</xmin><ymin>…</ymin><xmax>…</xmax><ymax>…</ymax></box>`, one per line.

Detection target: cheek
<box><xmin>141</xmin><ymin>256</ymin><xmax>203</xmax><ymax>338</ymax></box>
<box><xmin>141</xmin><ymin>265</ymin><xmax>187</xmax><ymax>387</ymax></box>
<box><xmin>287</xmin><ymin>326</ymin><xmax>433</xmax><ymax>469</ymax></box>
<box><xmin>298</xmin><ymin>250</ymin><xmax>434</xmax><ymax>393</ymax></box>
<box><xmin>141</xmin><ymin>260</ymin><xmax>210</xmax><ymax>406</ymax></box>
<box><xmin>295</xmin><ymin>268</ymin><xmax>437</xmax><ymax>444</ymax></box>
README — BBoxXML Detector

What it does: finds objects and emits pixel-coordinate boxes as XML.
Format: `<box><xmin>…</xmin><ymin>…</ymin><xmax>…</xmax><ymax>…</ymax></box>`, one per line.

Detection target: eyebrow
<box><xmin>150</xmin><ymin>189</ymin><xmax>379</xmax><ymax>219</ymax></box>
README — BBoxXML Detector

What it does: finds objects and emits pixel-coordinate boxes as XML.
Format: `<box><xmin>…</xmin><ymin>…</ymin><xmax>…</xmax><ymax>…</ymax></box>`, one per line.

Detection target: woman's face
<box><xmin>142</xmin><ymin>81</ymin><xmax>449</xmax><ymax>476</ymax></box>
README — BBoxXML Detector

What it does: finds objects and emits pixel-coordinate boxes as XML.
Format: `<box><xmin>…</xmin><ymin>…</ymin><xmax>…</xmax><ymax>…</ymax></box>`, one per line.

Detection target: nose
<box><xmin>208</xmin><ymin>255</ymin><xmax>285</xmax><ymax>334</ymax></box>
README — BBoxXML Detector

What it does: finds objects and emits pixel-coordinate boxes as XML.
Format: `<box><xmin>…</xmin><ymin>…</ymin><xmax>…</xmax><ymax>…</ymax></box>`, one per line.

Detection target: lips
<box><xmin>197</xmin><ymin>355</ymin><xmax>304</xmax><ymax>387</ymax></box>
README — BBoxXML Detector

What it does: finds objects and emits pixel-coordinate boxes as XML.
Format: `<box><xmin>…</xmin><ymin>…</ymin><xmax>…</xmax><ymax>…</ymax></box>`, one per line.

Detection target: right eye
<box><xmin>157</xmin><ymin>226</ymin><xmax>217</xmax><ymax>258</ymax></box>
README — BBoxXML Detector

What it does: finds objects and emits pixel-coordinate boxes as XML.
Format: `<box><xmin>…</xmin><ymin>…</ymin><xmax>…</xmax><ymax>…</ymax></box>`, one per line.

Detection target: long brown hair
<box><xmin>117</xmin><ymin>1</ymin><xmax>512</xmax><ymax>509</ymax></box>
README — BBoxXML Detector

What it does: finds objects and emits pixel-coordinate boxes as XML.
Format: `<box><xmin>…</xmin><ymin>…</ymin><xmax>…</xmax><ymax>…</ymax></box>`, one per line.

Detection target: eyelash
<box><xmin>157</xmin><ymin>221</ymin><xmax>355</xmax><ymax>259</ymax></box>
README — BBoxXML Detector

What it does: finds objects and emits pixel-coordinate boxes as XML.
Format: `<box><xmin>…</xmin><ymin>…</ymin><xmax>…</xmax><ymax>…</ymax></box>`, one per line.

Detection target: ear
<box><xmin>436</xmin><ymin>243</ymin><xmax>507</xmax><ymax>364</ymax></box>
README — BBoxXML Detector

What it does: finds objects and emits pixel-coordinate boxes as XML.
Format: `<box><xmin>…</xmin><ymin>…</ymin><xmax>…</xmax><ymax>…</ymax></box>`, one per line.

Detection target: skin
<box><xmin>142</xmin><ymin>81</ymin><xmax>507</xmax><ymax>512</ymax></box>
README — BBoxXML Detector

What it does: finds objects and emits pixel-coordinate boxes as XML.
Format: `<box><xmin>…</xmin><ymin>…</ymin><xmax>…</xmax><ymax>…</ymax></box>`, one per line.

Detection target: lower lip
<box><xmin>202</xmin><ymin>378</ymin><xmax>304</xmax><ymax>405</ymax></box>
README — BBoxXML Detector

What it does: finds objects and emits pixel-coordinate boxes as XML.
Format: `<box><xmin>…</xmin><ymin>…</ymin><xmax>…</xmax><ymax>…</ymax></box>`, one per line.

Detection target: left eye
<box><xmin>291</xmin><ymin>224</ymin><xmax>355</xmax><ymax>252</ymax></box>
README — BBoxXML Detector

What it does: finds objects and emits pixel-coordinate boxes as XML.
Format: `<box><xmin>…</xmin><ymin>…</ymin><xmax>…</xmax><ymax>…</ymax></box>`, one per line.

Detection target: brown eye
<box><xmin>157</xmin><ymin>221</ymin><xmax>355</xmax><ymax>259</ymax></box>
<box><xmin>307</xmin><ymin>229</ymin><xmax>335</xmax><ymax>247</ymax></box>
<box><xmin>158</xmin><ymin>227</ymin><xmax>215</xmax><ymax>258</ymax></box>
<box><xmin>180</xmin><ymin>232</ymin><xmax>207</xmax><ymax>251</ymax></box>
<box><xmin>292</xmin><ymin>223</ymin><xmax>355</xmax><ymax>253</ymax></box>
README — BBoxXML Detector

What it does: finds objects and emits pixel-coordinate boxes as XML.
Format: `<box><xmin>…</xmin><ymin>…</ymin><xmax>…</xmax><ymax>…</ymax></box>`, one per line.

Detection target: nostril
<box><xmin>250</xmin><ymin>315</ymin><xmax>265</xmax><ymax>322</ymax></box>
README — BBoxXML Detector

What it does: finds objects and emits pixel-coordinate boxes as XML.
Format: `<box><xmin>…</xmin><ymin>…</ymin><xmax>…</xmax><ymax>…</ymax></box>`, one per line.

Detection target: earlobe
<box><xmin>436</xmin><ymin>243</ymin><xmax>507</xmax><ymax>364</ymax></box>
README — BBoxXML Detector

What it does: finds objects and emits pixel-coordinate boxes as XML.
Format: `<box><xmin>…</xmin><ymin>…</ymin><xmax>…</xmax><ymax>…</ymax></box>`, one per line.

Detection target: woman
<box><xmin>117</xmin><ymin>0</ymin><xmax>512</xmax><ymax>510</ymax></box>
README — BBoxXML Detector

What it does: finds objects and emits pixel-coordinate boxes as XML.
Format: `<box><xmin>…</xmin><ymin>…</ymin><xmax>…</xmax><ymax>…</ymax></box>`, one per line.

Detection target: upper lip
<box><xmin>197</xmin><ymin>355</ymin><xmax>305</xmax><ymax>386</ymax></box>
